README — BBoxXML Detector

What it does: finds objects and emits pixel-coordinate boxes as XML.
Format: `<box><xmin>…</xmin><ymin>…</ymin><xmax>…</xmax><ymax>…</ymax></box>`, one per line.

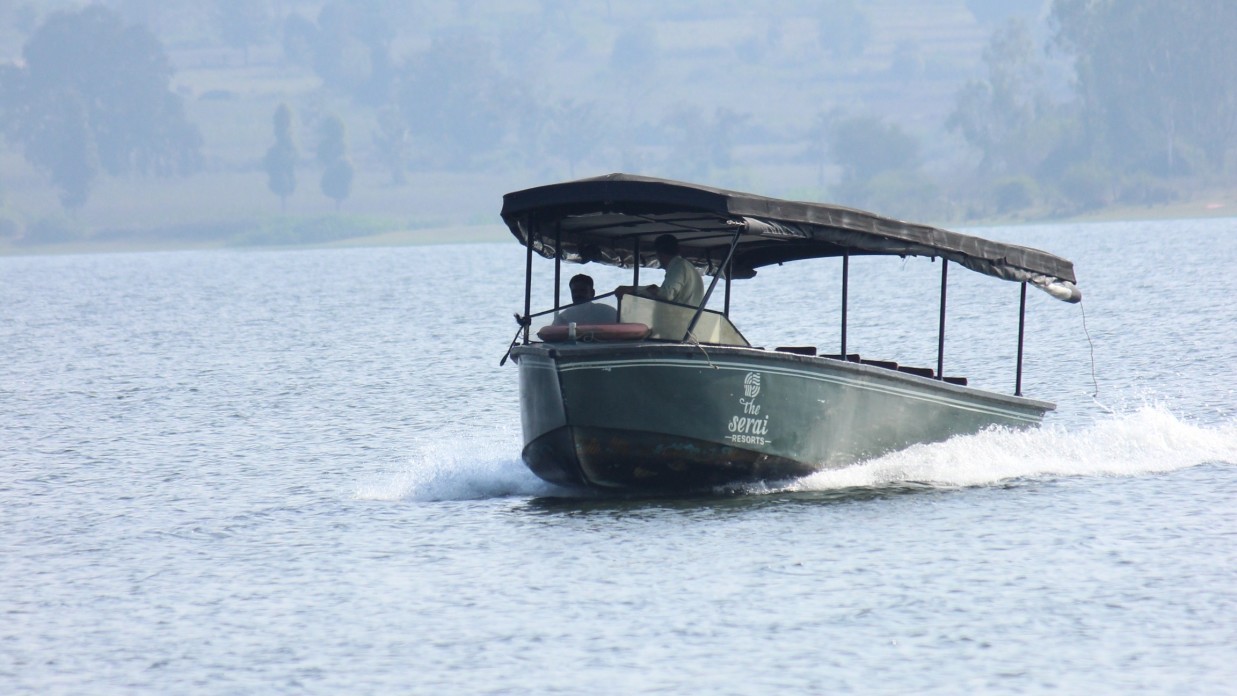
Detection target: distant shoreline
<box><xmin>0</xmin><ymin>223</ymin><xmax>513</xmax><ymax>257</ymax></box>
<box><xmin>964</xmin><ymin>196</ymin><xmax>1235</xmax><ymax>228</ymax></box>
<box><xmin>2</xmin><ymin>200</ymin><xmax>1233</xmax><ymax>258</ymax></box>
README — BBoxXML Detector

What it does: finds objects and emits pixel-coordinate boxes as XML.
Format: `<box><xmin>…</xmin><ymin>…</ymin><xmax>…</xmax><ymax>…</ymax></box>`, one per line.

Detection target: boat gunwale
<box><xmin>510</xmin><ymin>341</ymin><xmax>1056</xmax><ymax>414</ymax></box>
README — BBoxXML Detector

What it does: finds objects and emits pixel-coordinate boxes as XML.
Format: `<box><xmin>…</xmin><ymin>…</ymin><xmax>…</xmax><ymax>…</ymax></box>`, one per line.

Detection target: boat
<box><xmin>500</xmin><ymin>173</ymin><xmax>1082</xmax><ymax>492</ymax></box>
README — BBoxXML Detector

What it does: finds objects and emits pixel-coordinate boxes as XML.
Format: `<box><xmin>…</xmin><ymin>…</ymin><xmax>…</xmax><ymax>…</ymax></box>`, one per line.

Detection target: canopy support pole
<box><xmin>937</xmin><ymin>259</ymin><xmax>948</xmax><ymax>380</ymax></box>
<box><xmin>1015</xmin><ymin>281</ymin><xmax>1027</xmax><ymax>396</ymax></box>
<box><xmin>553</xmin><ymin>222</ymin><xmax>562</xmax><ymax>310</ymax></box>
<box><xmin>724</xmin><ymin>269</ymin><xmax>732</xmax><ymax>317</ymax></box>
<box><xmin>841</xmin><ymin>252</ymin><xmax>849</xmax><ymax>358</ymax></box>
<box><xmin>632</xmin><ymin>237</ymin><xmax>641</xmax><ymax>288</ymax></box>
<box><xmin>684</xmin><ymin>224</ymin><xmax>744</xmax><ymax>342</ymax></box>
<box><xmin>522</xmin><ymin>219</ymin><xmax>534</xmax><ymax>345</ymax></box>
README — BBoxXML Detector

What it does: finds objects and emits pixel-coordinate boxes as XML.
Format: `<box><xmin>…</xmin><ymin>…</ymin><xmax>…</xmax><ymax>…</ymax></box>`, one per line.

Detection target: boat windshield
<box><xmin>618</xmin><ymin>294</ymin><xmax>749</xmax><ymax>347</ymax></box>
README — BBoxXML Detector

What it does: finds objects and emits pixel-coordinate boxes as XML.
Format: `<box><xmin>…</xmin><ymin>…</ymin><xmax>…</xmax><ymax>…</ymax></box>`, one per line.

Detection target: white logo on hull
<box><xmin>743</xmin><ymin>372</ymin><xmax>761</xmax><ymax>399</ymax></box>
<box><xmin>727</xmin><ymin>371</ymin><xmax>772</xmax><ymax>446</ymax></box>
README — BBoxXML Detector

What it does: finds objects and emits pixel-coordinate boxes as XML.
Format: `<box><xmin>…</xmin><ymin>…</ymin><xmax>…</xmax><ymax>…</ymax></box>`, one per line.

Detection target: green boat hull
<box><xmin>512</xmin><ymin>343</ymin><xmax>1053</xmax><ymax>492</ymax></box>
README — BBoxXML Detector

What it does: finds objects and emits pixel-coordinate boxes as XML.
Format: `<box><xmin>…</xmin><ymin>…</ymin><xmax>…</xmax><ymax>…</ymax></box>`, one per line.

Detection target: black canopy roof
<box><xmin>501</xmin><ymin>173</ymin><xmax>1081</xmax><ymax>302</ymax></box>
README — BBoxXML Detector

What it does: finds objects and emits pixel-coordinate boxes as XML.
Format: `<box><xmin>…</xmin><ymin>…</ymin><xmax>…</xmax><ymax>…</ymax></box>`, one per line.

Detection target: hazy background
<box><xmin>1</xmin><ymin>0</ymin><xmax>1234</xmax><ymax>249</ymax></box>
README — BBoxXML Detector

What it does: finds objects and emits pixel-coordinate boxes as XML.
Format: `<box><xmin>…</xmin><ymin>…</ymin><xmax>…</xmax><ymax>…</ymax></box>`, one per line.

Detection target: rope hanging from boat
<box><xmin>1080</xmin><ymin>299</ymin><xmax>1102</xmax><ymax>401</ymax></box>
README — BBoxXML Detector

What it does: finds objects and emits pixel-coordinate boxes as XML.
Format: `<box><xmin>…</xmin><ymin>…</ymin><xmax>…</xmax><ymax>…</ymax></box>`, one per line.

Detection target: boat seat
<box><xmin>821</xmin><ymin>353</ymin><xmax>861</xmax><ymax>362</ymax></box>
<box><xmin>774</xmin><ymin>346</ymin><xmax>817</xmax><ymax>356</ymax></box>
<box><xmin>617</xmin><ymin>294</ymin><xmax>749</xmax><ymax>346</ymax></box>
<box><xmin>860</xmin><ymin>358</ymin><xmax>899</xmax><ymax>370</ymax></box>
<box><xmin>943</xmin><ymin>376</ymin><xmax>968</xmax><ymax>386</ymax></box>
<box><xmin>898</xmin><ymin>365</ymin><xmax>935</xmax><ymax>378</ymax></box>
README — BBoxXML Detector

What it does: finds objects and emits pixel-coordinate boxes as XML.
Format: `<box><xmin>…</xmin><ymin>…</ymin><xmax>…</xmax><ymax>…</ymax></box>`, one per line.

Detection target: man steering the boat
<box><xmin>615</xmin><ymin>234</ymin><xmax>705</xmax><ymax>306</ymax></box>
<box><xmin>553</xmin><ymin>274</ymin><xmax>618</xmax><ymax>325</ymax></box>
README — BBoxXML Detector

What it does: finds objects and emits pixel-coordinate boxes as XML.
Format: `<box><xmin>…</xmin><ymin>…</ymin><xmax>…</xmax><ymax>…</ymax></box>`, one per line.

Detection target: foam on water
<box><xmin>356</xmin><ymin>406</ymin><xmax>1236</xmax><ymax>502</ymax></box>
<box><xmin>354</xmin><ymin>431</ymin><xmax>561</xmax><ymax>502</ymax></box>
<box><xmin>780</xmin><ymin>405</ymin><xmax>1237</xmax><ymax>493</ymax></box>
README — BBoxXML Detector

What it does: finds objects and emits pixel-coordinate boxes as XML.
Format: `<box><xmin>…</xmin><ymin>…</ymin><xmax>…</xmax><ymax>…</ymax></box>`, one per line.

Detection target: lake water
<box><xmin>2</xmin><ymin>218</ymin><xmax>1236</xmax><ymax>694</ymax></box>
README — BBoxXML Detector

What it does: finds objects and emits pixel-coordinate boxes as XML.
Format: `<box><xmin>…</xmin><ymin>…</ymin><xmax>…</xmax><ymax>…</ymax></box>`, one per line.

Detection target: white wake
<box><xmin>356</xmin><ymin>406</ymin><xmax>1236</xmax><ymax>502</ymax></box>
<box><xmin>353</xmin><ymin>428</ymin><xmax>558</xmax><ymax>502</ymax></box>
<box><xmin>780</xmin><ymin>405</ymin><xmax>1237</xmax><ymax>493</ymax></box>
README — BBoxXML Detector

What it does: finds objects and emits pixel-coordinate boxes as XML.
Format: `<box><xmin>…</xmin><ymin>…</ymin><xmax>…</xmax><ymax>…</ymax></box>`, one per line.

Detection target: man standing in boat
<box><xmin>615</xmin><ymin>234</ymin><xmax>704</xmax><ymax>306</ymax></box>
<box><xmin>553</xmin><ymin>274</ymin><xmax>618</xmax><ymax>325</ymax></box>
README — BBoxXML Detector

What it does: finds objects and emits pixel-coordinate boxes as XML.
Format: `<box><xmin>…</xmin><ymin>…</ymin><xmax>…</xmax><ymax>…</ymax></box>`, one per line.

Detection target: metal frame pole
<box><xmin>936</xmin><ymin>259</ymin><xmax>948</xmax><ymax>379</ymax></box>
<box><xmin>553</xmin><ymin>222</ymin><xmax>562</xmax><ymax>310</ymax></box>
<box><xmin>683</xmin><ymin>225</ymin><xmax>745</xmax><ymax>341</ymax></box>
<box><xmin>841</xmin><ymin>252</ymin><xmax>849</xmax><ymax>358</ymax></box>
<box><xmin>632</xmin><ymin>237</ymin><xmax>641</xmax><ymax>288</ymax></box>
<box><xmin>724</xmin><ymin>269</ymin><xmax>732</xmax><ymax>317</ymax></box>
<box><xmin>522</xmin><ymin>218</ymin><xmax>534</xmax><ymax>345</ymax></box>
<box><xmin>1015</xmin><ymin>281</ymin><xmax>1027</xmax><ymax>396</ymax></box>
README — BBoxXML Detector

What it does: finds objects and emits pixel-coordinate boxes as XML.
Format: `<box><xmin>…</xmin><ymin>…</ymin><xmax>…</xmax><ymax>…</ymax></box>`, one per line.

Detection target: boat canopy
<box><xmin>501</xmin><ymin>173</ymin><xmax>1081</xmax><ymax>302</ymax></box>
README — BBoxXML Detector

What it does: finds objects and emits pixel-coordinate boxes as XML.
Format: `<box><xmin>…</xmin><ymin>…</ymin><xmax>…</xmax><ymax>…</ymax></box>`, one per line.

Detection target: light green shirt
<box><xmin>658</xmin><ymin>255</ymin><xmax>704</xmax><ymax>306</ymax></box>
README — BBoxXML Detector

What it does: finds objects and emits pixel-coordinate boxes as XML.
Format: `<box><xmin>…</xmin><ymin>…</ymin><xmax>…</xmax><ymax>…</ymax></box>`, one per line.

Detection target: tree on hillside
<box><xmin>310</xmin><ymin>1</ymin><xmax>395</xmax><ymax>104</ymax></box>
<box><xmin>316</xmin><ymin>115</ymin><xmax>346</xmax><ymax>167</ymax></box>
<box><xmin>372</xmin><ymin>105</ymin><xmax>410</xmax><ymax>185</ymax></box>
<box><xmin>0</xmin><ymin>6</ymin><xmax>201</xmax><ymax>208</ymax></box>
<box><xmin>25</xmin><ymin>90</ymin><xmax>99</xmax><ymax>210</ymax></box>
<box><xmin>317</xmin><ymin>114</ymin><xmax>353</xmax><ymax>208</ymax></box>
<box><xmin>805</xmin><ymin>111</ymin><xmax>840</xmax><ymax>188</ymax></box>
<box><xmin>321</xmin><ymin>158</ymin><xmax>354</xmax><ymax>210</ymax></box>
<box><xmin>829</xmin><ymin>115</ymin><xmax>920</xmax><ymax>185</ymax></box>
<box><xmin>264</xmin><ymin>103</ymin><xmax>298</xmax><ymax>211</ymax></box>
<box><xmin>662</xmin><ymin>107</ymin><xmax>750</xmax><ymax>182</ymax></box>
<box><xmin>825</xmin><ymin>114</ymin><xmax>936</xmax><ymax>217</ymax></box>
<box><xmin>1053</xmin><ymin>0</ymin><xmax>1237</xmax><ymax>175</ymax></box>
<box><xmin>948</xmin><ymin>20</ymin><xmax>1064</xmax><ymax>177</ymax></box>
<box><xmin>542</xmin><ymin>100</ymin><xmax>607</xmax><ymax>178</ymax></box>
<box><xmin>393</xmin><ymin>30</ymin><xmax>530</xmax><ymax>167</ymax></box>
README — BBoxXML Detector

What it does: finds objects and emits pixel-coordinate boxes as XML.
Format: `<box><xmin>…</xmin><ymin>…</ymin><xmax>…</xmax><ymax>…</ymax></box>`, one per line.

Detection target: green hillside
<box><xmin>1</xmin><ymin>0</ymin><xmax>1233</xmax><ymax>254</ymax></box>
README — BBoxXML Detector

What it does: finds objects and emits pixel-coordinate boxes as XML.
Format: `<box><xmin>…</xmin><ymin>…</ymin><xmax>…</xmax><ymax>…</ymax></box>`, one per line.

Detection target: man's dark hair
<box><xmin>569</xmin><ymin>274</ymin><xmax>594</xmax><ymax>302</ymax></box>
<box><xmin>654</xmin><ymin>234</ymin><xmax>678</xmax><ymax>255</ymax></box>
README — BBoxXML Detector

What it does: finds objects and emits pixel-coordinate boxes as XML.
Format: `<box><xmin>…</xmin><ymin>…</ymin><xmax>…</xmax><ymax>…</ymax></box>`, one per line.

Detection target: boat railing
<box><xmin>518</xmin><ymin>292</ymin><xmax>621</xmax><ymax>335</ymax></box>
<box><xmin>618</xmin><ymin>294</ymin><xmax>749</xmax><ymax>347</ymax></box>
